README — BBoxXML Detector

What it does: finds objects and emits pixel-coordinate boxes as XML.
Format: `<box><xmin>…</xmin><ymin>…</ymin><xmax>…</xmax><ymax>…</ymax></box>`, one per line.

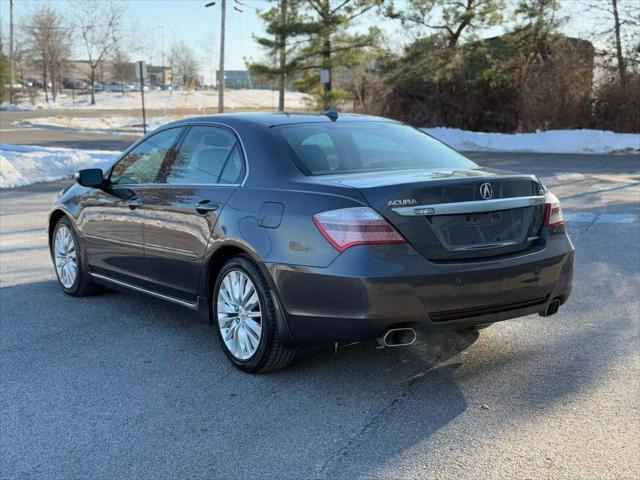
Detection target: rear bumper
<box><xmin>265</xmin><ymin>231</ymin><xmax>574</xmax><ymax>345</ymax></box>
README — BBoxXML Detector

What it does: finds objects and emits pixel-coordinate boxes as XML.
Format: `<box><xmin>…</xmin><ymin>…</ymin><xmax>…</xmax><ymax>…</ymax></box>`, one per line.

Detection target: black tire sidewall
<box><xmin>52</xmin><ymin>217</ymin><xmax>82</xmax><ymax>295</ymax></box>
<box><xmin>212</xmin><ymin>256</ymin><xmax>274</xmax><ymax>371</ymax></box>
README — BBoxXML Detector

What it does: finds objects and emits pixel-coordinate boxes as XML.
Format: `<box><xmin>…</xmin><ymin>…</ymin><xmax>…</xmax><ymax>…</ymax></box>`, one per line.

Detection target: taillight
<box><xmin>313</xmin><ymin>207</ymin><xmax>406</xmax><ymax>252</ymax></box>
<box><xmin>543</xmin><ymin>191</ymin><xmax>564</xmax><ymax>227</ymax></box>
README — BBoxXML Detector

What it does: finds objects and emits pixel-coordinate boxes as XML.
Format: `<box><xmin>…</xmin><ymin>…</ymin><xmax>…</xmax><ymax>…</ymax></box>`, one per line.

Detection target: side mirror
<box><xmin>75</xmin><ymin>168</ymin><xmax>104</xmax><ymax>188</ymax></box>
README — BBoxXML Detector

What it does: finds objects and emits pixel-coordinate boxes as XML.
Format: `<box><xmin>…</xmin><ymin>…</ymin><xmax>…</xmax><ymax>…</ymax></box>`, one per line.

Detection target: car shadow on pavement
<box><xmin>1</xmin><ymin>256</ymin><xmax>636</xmax><ymax>480</ymax></box>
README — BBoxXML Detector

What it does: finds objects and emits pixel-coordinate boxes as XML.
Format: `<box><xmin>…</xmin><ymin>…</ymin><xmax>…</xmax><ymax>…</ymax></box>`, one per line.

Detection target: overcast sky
<box><xmin>0</xmin><ymin>0</ymin><xmax>617</xmax><ymax>84</ymax></box>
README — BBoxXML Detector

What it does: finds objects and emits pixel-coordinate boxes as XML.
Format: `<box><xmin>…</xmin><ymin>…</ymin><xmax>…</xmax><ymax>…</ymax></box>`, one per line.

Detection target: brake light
<box><xmin>543</xmin><ymin>191</ymin><xmax>564</xmax><ymax>227</ymax></box>
<box><xmin>313</xmin><ymin>207</ymin><xmax>406</xmax><ymax>252</ymax></box>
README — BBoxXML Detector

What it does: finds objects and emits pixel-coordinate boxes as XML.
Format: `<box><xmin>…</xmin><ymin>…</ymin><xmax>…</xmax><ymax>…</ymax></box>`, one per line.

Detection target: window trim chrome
<box><xmin>392</xmin><ymin>195</ymin><xmax>546</xmax><ymax>216</ymax></box>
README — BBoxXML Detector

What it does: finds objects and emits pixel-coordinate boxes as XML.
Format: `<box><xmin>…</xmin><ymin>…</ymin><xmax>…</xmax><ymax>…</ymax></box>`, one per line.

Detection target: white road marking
<box><xmin>564</xmin><ymin>212</ymin><xmax>638</xmax><ymax>223</ymax></box>
<box><xmin>564</xmin><ymin>212</ymin><xmax>596</xmax><ymax>223</ymax></box>
<box><xmin>0</xmin><ymin>128</ymin><xmax>45</xmax><ymax>132</ymax></box>
<box><xmin>592</xmin><ymin>183</ymin><xmax>628</xmax><ymax>192</ymax></box>
<box><xmin>596</xmin><ymin>213</ymin><xmax>638</xmax><ymax>223</ymax></box>
<box><xmin>555</xmin><ymin>172</ymin><xmax>586</xmax><ymax>181</ymax></box>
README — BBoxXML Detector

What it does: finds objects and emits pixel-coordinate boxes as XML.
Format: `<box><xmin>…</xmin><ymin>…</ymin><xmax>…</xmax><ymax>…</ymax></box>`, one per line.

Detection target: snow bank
<box><xmin>0</xmin><ymin>144</ymin><xmax>119</xmax><ymax>189</ymax></box>
<box><xmin>16</xmin><ymin>115</ymin><xmax>174</xmax><ymax>134</ymax></box>
<box><xmin>1</xmin><ymin>89</ymin><xmax>313</xmax><ymax>111</ymax></box>
<box><xmin>0</xmin><ymin>103</ymin><xmax>30</xmax><ymax>112</ymax></box>
<box><xmin>423</xmin><ymin>128</ymin><xmax>640</xmax><ymax>154</ymax></box>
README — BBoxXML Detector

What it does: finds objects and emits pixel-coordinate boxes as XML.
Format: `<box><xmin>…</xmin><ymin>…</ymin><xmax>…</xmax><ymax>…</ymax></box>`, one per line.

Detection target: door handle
<box><xmin>195</xmin><ymin>200</ymin><xmax>219</xmax><ymax>214</ymax></box>
<box><xmin>127</xmin><ymin>198</ymin><xmax>143</xmax><ymax>209</ymax></box>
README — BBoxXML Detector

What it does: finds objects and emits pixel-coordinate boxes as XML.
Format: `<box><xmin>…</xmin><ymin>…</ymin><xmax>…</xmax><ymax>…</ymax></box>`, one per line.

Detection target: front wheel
<box><xmin>52</xmin><ymin>217</ymin><xmax>97</xmax><ymax>296</ymax></box>
<box><xmin>213</xmin><ymin>255</ymin><xmax>295</xmax><ymax>373</ymax></box>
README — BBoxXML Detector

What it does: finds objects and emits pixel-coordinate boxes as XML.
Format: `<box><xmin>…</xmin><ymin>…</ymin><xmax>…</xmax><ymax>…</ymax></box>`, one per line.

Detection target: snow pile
<box><xmin>0</xmin><ymin>103</ymin><xmax>30</xmax><ymax>112</ymax></box>
<box><xmin>16</xmin><ymin>115</ymin><xmax>176</xmax><ymax>134</ymax></box>
<box><xmin>0</xmin><ymin>144</ymin><xmax>119</xmax><ymax>189</ymax></box>
<box><xmin>1</xmin><ymin>89</ymin><xmax>313</xmax><ymax>111</ymax></box>
<box><xmin>423</xmin><ymin>128</ymin><xmax>640</xmax><ymax>154</ymax></box>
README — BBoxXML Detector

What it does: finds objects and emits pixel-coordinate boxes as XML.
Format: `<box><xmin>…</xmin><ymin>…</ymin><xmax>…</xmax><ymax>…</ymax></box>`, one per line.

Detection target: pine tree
<box><xmin>251</xmin><ymin>0</ymin><xmax>380</xmax><ymax>109</ymax></box>
<box><xmin>295</xmin><ymin>0</ymin><xmax>379</xmax><ymax>108</ymax></box>
<box><xmin>248</xmin><ymin>0</ymin><xmax>306</xmax><ymax>111</ymax></box>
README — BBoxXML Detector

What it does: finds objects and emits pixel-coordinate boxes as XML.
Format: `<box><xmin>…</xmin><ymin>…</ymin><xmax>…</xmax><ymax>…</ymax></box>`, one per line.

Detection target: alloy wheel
<box><xmin>216</xmin><ymin>270</ymin><xmax>263</xmax><ymax>360</ymax></box>
<box><xmin>54</xmin><ymin>225</ymin><xmax>77</xmax><ymax>288</ymax></box>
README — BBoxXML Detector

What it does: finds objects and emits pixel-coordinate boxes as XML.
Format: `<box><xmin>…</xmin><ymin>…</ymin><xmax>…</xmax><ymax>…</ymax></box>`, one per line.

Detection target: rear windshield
<box><xmin>274</xmin><ymin>122</ymin><xmax>476</xmax><ymax>175</ymax></box>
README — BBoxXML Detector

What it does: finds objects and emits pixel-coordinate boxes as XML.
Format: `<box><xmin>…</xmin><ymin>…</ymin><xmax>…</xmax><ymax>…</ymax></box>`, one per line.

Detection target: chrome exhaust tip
<box><xmin>379</xmin><ymin>328</ymin><xmax>417</xmax><ymax>347</ymax></box>
<box><xmin>540</xmin><ymin>298</ymin><xmax>561</xmax><ymax>317</ymax></box>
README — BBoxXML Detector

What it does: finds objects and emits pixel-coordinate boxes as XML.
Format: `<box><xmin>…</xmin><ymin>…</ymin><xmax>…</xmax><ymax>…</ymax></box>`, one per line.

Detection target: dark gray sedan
<box><xmin>48</xmin><ymin>112</ymin><xmax>574</xmax><ymax>372</ymax></box>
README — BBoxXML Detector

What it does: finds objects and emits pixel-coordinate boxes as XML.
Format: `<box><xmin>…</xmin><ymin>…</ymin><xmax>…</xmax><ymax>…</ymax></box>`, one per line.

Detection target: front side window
<box><xmin>160</xmin><ymin>126</ymin><xmax>245</xmax><ymax>185</ymax></box>
<box><xmin>275</xmin><ymin>122</ymin><xmax>476</xmax><ymax>175</ymax></box>
<box><xmin>110</xmin><ymin>128</ymin><xmax>182</xmax><ymax>185</ymax></box>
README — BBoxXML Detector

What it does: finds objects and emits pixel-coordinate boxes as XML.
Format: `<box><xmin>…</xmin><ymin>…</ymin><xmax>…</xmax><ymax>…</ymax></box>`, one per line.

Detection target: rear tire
<box><xmin>213</xmin><ymin>255</ymin><xmax>295</xmax><ymax>373</ymax></box>
<box><xmin>52</xmin><ymin>217</ymin><xmax>97</xmax><ymax>297</ymax></box>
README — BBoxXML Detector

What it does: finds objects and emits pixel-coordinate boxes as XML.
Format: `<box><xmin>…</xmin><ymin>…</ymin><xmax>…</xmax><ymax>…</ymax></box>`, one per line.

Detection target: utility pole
<box><xmin>206</xmin><ymin>0</ymin><xmax>238</xmax><ymax>113</ymax></box>
<box><xmin>158</xmin><ymin>26</ymin><xmax>166</xmax><ymax>89</ymax></box>
<box><xmin>218</xmin><ymin>0</ymin><xmax>226</xmax><ymax>113</ymax></box>
<box><xmin>205</xmin><ymin>1</ymin><xmax>225</xmax><ymax>112</ymax></box>
<box><xmin>9</xmin><ymin>0</ymin><xmax>15</xmax><ymax>105</ymax></box>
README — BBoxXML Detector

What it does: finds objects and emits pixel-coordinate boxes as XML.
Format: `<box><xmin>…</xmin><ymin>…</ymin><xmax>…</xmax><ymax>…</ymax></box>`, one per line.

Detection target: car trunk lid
<box><xmin>319</xmin><ymin>167</ymin><xmax>546</xmax><ymax>260</ymax></box>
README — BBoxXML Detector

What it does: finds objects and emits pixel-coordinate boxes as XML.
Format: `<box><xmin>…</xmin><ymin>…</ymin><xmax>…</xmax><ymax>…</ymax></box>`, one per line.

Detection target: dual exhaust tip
<box><xmin>380</xmin><ymin>298</ymin><xmax>562</xmax><ymax>346</ymax></box>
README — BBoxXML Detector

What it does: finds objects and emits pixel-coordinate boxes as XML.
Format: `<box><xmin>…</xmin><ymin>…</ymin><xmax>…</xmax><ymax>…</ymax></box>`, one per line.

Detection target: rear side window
<box><xmin>161</xmin><ymin>126</ymin><xmax>245</xmax><ymax>184</ymax></box>
<box><xmin>275</xmin><ymin>122</ymin><xmax>476</xmax><ymax>175</ymax></box>
<box><xmin>110</xmin><ymin>128</ymin><xmax>181</xmax><ymax>185</ymax></box>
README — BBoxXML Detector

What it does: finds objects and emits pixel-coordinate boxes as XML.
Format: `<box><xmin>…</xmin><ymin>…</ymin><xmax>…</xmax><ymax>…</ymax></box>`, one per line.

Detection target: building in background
<box><xmin>217</xmin><ymin>70</ymin><xmax>295</xmax><ymax>90</ymax></box>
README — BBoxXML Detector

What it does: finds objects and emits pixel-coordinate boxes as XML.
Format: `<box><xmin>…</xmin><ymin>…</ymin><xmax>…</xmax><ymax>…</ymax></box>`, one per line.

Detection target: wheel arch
<box><xmin>201</xmin><ymin>242</ymin><xmax>295</xmax><ymax>346</ymax></box>
<box><xmin>48</xmin><ymin>209</ymin><xmax>69</xmax><ymax>251</ymax></box>
<box><xmin>204</xmin><ymin>244</ymin><xmax>253</xmax><ymax>297</ymax></box>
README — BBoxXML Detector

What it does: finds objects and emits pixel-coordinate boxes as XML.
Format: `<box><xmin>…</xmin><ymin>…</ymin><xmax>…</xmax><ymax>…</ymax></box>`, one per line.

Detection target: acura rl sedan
<box><xmin>48</xmin><ymin>112</ymin><xmax>574</xmax><ymax>373</ymax></box>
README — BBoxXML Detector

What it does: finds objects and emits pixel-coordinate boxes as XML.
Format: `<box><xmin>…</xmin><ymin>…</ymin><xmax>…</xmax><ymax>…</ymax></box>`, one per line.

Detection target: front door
<box><xmin>81</xmin><ymin>127</ymin><xmax>183</xmax><ymax>284</ymax></box>
<box><xmin>142</xmin><ymin>125</ymin><xmax>246</xmax><ymax>301</ymax></box>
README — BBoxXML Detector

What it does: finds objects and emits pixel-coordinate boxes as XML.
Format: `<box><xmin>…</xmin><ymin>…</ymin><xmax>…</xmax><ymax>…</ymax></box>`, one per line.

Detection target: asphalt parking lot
<box><xmin>1</xmin><ymin>142</ymin><xmax>639</xmax><ymax>478</ymax></box>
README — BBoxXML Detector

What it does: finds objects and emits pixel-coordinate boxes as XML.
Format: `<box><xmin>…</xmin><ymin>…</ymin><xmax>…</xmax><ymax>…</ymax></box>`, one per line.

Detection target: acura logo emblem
<box><xmin>480</xmin><ymin>183</ymin><xmax>493</xmax><ymax>200</ymax></box>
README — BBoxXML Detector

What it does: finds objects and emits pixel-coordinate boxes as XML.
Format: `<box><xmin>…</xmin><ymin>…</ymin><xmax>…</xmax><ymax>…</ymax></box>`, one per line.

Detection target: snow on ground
<box><xmin>16</xmin><ymin>115</ymin><xmax>177</xmax><ymax>134</ymax></box>
<box><xmin>1</xmin><ymin>89</ymin><xmax>313</xmax><ymax>112</ymax></box>
<box><xmin>14</xmin><ymin>114</ymin><xmax>640</xmax><ymax>154</ymax></box>
<box><xmin>0</xmin><ymin>144</ymin><xmax>119</xmax><ymax>189</ymax></box>
<box><xmin>424</xmin><ymin>128</ymin><xmax>640</xmax><ymax>154</ymax></box>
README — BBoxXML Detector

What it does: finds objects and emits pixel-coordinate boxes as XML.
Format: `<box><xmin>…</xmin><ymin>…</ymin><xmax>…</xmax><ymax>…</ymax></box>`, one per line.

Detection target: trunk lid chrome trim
<box><xmin>392</xmin><ymin>195</ymin><xmax>546</xmax><ymax>216</ymax></box>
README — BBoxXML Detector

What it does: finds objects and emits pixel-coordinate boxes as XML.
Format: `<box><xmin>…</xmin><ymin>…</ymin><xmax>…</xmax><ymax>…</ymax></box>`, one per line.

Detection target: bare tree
<box><xmin>112</xmin><ymin>48</ymin><xmax>131</xmax><ymax>94</ymax></box>
<box><xmin>23</xmin><ymin>6</ymin><xmax>70</xmax><ymax>103</ymax></box>
<box><xmin>73</xmin><ymin>0</ymin><xmax>124</xmax><ymax>104</ymax></box>
<box><xmin>12</xmin><ymin>39</ymin><xmax>27</xmax><ymax>94</ymax></box>
<box><xmin>584</xmin><ymin>0</ymin><xmax>640</xmax><ymax>88</ymax></box>
<box><xmin>169</xmin><ymin>41</ymin><xmax>199</xmax><ymax>88</ymax></box>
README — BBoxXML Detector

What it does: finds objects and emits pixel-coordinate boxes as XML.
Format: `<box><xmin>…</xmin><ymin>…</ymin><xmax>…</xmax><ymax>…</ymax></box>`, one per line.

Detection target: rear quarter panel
<box><xmin>208</xmin><ymin>185</ymin><xmax>368</xmax><ymax>270</ymax></box>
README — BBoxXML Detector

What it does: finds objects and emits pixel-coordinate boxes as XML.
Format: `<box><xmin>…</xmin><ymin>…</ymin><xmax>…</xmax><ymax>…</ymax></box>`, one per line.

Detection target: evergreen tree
<box><xmin>248</xmin><ymin>0</ymin><xmax>306</xmax><ymax>111</ymax></box>
<box><xmin>295</xmin><ymin>0</ymin><xmax>379</xmax><ymax>108</ymax></box>
<box><xmin>0</xmin><ymin>44</ymin><xmax>9</xmax><ymax>103</ymax></box>
<box><xmin>251</xmin><ymin>0</ymin><xmax>380</xmax><ymax>109</ymax></box>
<box><xmin>384</xmin><ymin>0</ymin><xmax>505</xmax><ymax>48</ymax></box>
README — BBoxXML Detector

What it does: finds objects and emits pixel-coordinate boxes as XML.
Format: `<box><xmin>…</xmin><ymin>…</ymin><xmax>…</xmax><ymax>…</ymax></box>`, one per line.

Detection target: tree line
<box><xmin>249</xmin><ymin>0</ymin><xmax>640</xmax><ymax>132</ymax></box>
<box><xmin>0</xmin><ymin>0</ymin><xmax>201</xmax><ymax>106</ymax></box>
<box><xmin>1</xmin><ymin>0</ymin><xmax>638</xmax><ymax>132</ymax></box>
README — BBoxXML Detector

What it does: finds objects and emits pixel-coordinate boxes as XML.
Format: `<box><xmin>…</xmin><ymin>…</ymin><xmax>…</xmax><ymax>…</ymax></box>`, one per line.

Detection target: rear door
<box><xmin>82</xmin><ymin>127</ymin><xmax>183</xmax><ymax>283</ymax></box>
<box><xmin>142</xmin><ymin>124</ymin><xmax>246</xmax><ymax>301</ymax></box>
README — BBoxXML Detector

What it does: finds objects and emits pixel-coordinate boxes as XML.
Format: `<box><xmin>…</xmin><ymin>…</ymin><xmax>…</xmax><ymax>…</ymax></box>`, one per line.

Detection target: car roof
<box><xmin>163</xmin><ymin>112</ymin><xmax>398</xmax><ymax>129</ymax></box>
